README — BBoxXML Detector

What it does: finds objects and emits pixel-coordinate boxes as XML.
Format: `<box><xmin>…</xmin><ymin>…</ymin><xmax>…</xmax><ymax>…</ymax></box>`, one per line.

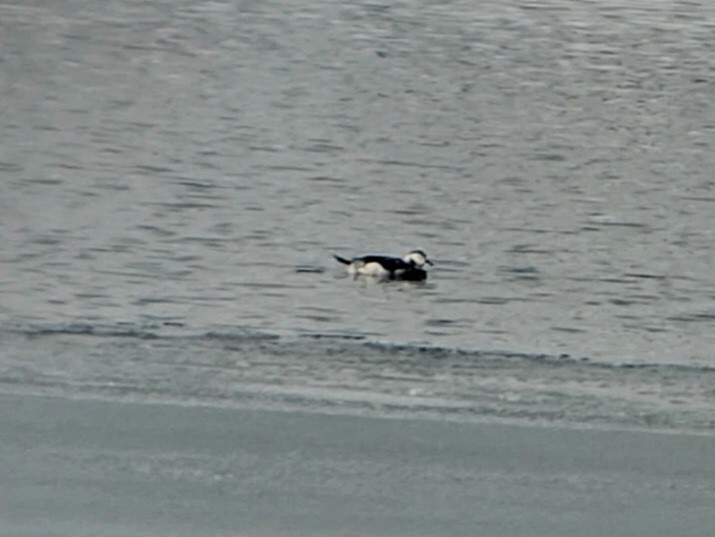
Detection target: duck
<box><xmin>333</xmin><ymin>249</ymin><xmax>433</xmax><ymax>281</ymax></box>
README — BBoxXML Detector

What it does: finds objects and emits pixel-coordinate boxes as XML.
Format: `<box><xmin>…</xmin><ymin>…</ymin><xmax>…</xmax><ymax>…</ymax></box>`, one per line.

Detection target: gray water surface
<box><xmin>2</xmin><ymin>0</ymin><xmax>715</xmax><ymax>367</ymax></box>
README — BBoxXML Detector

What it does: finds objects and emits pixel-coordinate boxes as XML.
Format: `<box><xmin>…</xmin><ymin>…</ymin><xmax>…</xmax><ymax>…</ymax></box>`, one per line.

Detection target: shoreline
<box><xmin>2</xmin><ymin>392</ymin><xmax>715</xmax><ymax>537</ymax></box>
<box><xmin>1</xmin><ymin>385</ymin><xmax>714</xmax><ymax>438</ymax></box>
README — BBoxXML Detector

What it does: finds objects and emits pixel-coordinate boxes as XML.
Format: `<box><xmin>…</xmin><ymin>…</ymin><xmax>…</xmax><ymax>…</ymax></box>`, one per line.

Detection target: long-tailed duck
<box><xmin>333</xmin><ymin>249</ymin><xmax>433</xmax><ymax>281</ymax></box>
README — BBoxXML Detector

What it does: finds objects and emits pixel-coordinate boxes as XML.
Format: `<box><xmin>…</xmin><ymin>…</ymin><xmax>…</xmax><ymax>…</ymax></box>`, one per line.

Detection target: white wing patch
<box><xmin>349</xmin><ymin>261</ymin><xmax>390</xmax><ymax>277</ymax></box>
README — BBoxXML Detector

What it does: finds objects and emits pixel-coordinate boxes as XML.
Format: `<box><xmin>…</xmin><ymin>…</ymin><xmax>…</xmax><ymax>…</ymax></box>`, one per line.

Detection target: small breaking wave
<box><xmin>1</xmin><ymin>321</ymin><xmax>714</xmax><ymax>434</ymax></box>
<box><xmin>1</xmin><ymin>321</ymin><xmax>280</xmax><ymax>342</ymax></box>
<box><xmin>4</xmin><ymin>320</ymin><xmax>713</xmax><ymax>373</ymax></box>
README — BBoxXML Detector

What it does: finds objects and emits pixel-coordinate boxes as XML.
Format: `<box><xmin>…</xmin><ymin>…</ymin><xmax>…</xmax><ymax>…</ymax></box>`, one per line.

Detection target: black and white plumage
<box><xmin>333</xmin><ymin>249</ymin><xmax>433</xmax><ymax>281</ymax></box>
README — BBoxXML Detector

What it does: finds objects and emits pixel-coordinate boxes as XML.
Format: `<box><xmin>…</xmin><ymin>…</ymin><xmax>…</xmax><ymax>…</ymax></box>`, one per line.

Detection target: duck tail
<box><xmin>333</xmin><ymin>255</ymin><xmax>351</xmax><ymax>265</ymax></box>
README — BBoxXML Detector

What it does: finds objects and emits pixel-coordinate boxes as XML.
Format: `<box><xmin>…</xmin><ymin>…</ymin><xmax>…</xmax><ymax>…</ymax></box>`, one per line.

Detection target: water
<box><xmin>1</xmin><ymin>0</ymin><xmax>715</xmax><ymax>432</ymax></box>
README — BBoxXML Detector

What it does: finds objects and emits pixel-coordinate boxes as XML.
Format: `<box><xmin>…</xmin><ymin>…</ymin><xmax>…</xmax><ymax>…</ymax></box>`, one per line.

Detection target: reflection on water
<box><xmin>1</xmin><ymin>0</ymin><xmax>715</xmax><ymax>365</ymax></box>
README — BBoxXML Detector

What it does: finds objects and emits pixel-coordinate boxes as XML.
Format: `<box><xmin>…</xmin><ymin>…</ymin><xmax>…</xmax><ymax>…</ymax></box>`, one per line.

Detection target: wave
<box><xmin>2</xmin><ymin>321</ymin><xmax>714</xmax><ymax>434</ymax></box>
<box><xmin>3</xmin><ymin>320</ymin><xmax>713</xmax><ymax>374</ymax></box>
<box><xmin>1</xmin><ymin>321</ymin><xmax>279</xmax><ymax>341</ymax></box>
